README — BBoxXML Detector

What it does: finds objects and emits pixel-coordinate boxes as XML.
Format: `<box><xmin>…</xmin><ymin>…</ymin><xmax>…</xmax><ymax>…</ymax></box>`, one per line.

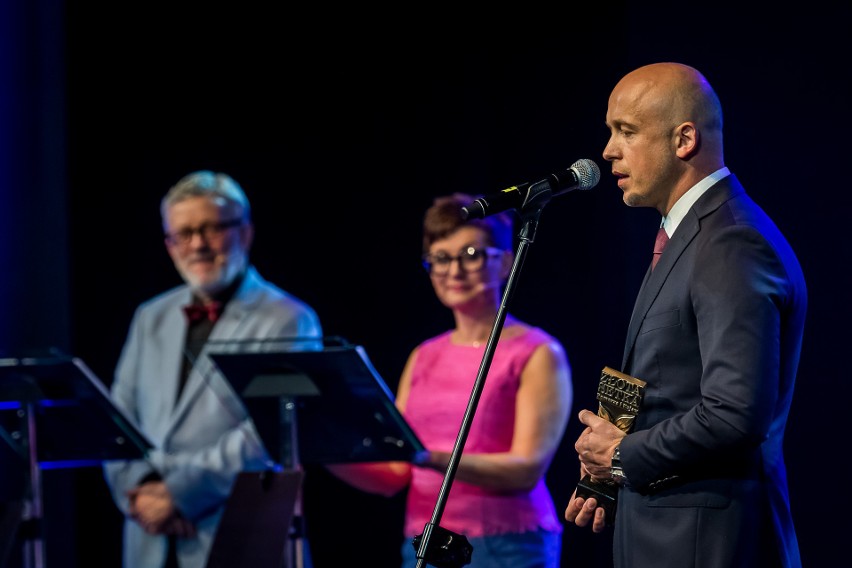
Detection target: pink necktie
<box><xmin>652</xmin><ymin>227</ymin><xmax>669</xmax><ymax>270</ymax></box>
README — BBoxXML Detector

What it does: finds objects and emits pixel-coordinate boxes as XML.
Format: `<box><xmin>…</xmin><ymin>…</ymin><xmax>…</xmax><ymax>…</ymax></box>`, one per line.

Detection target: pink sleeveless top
<box><xmin>402</xmin><ymin>327</ymin><xmax>563</xmax><ymax>538</ymax></box>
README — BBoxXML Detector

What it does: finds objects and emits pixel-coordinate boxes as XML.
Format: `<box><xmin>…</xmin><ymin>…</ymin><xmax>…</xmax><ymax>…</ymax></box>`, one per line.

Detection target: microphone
<box><xmin>461</xmin><ymin>158</ymin><xmax>601</xmax><ymax>219</ymax></box>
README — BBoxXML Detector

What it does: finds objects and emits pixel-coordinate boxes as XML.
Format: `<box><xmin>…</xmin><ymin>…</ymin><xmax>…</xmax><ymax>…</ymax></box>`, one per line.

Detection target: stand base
<box><xmin>412</xmin><ymin>524</ymin><xmax>472</xmax><ymax>568</ymax></box>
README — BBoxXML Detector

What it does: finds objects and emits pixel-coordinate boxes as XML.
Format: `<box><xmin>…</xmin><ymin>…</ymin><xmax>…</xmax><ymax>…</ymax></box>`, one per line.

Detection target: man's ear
<box><xmin>675</xmin><ymin>122</ymin><xmax>699</xmax><ymax>159</ymax></box>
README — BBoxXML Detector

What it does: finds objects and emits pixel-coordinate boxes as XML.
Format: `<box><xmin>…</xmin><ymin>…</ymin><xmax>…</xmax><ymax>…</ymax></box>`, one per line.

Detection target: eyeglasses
<box><xmin>422</xmin><ymin>246</ymin><xmax>504</xmax><ymax>276</ymax></box>
<box><xmin>164</xmin><ymin>218</ymin><xmax>244</xmax><ymax>247</ymax></box>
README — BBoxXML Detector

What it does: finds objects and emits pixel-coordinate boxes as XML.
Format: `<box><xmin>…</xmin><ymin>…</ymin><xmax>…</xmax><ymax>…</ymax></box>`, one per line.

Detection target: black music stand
<box><xmin>0</xmin><ymin>353</ymin><xmax>153</xmax><ymax>568</ymax></box>
<box><xmin>206</xmin><ymin>340</ymin><xmax>425</xmax><ymax>568</ymax></box>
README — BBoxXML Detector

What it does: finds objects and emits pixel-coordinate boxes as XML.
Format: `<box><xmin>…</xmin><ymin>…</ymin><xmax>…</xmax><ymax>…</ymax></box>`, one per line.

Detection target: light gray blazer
<box><xmin>103</xmin><ymin>266</ymin><xmax>322</xmax><ymax>568</ymax></box>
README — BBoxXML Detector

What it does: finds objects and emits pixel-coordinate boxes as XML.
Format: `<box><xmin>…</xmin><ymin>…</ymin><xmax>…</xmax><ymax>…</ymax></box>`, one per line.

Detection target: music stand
<box><xmin>206</xmin><ymin>339</ymin><xmax>425</xmax><ymax>568</ymax></box>
<box><xmin>0</xmin><ymin>353</ymin><xmax>153</xmax><ymax>568</ymax></box>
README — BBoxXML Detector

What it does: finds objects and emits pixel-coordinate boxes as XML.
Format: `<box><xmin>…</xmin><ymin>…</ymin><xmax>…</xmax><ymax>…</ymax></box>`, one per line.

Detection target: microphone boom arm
<box><xmin>462</xmin><ymin>158</ymin><xmax>601</xmax><ymax>220</ymax></box>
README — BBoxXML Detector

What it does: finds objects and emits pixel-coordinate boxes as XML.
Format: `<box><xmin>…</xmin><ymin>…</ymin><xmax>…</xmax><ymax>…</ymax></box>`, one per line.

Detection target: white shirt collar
<box><xmin>661</xmin><ymin>167</ymin><xmax>730</xmax><ymax>235</ymax></box>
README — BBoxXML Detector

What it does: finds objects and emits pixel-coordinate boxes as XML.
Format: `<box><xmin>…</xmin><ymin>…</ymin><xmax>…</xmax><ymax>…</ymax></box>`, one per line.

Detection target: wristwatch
<box><xmin>610</xmin><ymin>445</ymin><xmax>628</xmax><ymax>485</ymax></box>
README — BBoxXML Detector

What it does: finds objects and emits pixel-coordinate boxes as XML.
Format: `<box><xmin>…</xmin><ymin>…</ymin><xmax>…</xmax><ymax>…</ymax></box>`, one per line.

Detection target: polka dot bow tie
<box><xmin>182</xmin><ymin>301</ymin><xmax>223</xmax><ymax>323</ymax></box>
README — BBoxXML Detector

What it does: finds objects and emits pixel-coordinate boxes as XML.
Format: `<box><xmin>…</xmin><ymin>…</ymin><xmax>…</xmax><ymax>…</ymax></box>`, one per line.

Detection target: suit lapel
<box><xmin>621</xmin><ymin>176</ymin><xmax>744</xmax><ymax>370</ymax></box>
<box><xmin>170</xmin><ymin>270</ymin><xmax>263</xmax><ymax>424</ymax></box>
<box><xmin>141</xmin><ymin>290</ymin><xmax>192</xmax><ymax>444</ymax></box>
<box><xmin>621</xmin><ymin>214</ymin><xmax>699</xmax><ymax>369</ymax></box>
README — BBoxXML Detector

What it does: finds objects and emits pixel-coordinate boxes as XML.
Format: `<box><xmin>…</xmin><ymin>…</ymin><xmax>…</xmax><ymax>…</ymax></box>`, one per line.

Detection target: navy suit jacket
<box><xmin>103</xmin><ymin>266</ymin><xmax>322</xmax><ymax>568</ymax></box>
<box><xmin>616</xmin><ymin>175</ymin><xmax>806</xmax><ymax>568</ymax></box>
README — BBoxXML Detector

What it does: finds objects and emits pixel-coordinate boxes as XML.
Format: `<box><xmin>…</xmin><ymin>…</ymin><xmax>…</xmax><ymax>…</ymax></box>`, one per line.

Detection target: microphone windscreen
<box><xmin>571</xmin><ymin>158</ymin><xmax>601</xmax><ymax>191</ymax></box>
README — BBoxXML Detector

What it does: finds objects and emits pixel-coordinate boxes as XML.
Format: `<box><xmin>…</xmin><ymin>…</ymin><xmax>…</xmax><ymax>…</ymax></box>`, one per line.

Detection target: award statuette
<box><xmin>574</xmin><ymin>366</ymin><xmax>646</xmax><ymax>525</ymax></box>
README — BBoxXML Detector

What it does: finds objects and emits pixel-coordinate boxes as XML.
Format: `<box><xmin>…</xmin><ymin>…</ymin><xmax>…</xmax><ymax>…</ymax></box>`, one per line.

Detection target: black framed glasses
<box><xmin>164</xmin><ymin>218</ymin><xmax>244</xmax><ymax>247</ymax></box>
<box><xmin>422</xmin><ymin>246</ymin><xmax>504</xmax><ymax>276</ymax></box>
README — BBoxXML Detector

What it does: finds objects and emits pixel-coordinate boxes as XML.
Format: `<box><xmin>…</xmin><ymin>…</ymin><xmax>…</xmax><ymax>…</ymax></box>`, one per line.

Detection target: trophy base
<box><xmin>575</xmin><ymin>475</ymin><xmax>619</xmax><ymax>526</ymax></box>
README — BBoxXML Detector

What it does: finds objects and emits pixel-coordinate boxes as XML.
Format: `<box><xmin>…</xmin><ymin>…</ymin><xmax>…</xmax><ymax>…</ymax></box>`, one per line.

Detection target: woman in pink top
<box><xmin>329</xmin><ymin>193</ymin><xmax>573</xmax><ymax>568</ymax></box>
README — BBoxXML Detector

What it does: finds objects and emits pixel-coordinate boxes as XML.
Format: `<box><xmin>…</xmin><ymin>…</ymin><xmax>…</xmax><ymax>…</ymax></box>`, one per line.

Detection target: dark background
<box><xmin>2</xmin><ymin>3</ymin><xmax>849</xmax><ymax>567</ymax></box>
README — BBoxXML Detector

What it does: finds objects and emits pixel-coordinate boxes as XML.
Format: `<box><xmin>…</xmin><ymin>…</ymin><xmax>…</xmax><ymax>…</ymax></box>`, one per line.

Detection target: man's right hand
<box><xmin>565</xmin><ymin>487</ymin><xmax>608</xmax><ymax>533</ymax></box>
<box><xmin>127</xmin><ymin>481</ymin><xmax>195</xmax><ymax>536</ymax></box>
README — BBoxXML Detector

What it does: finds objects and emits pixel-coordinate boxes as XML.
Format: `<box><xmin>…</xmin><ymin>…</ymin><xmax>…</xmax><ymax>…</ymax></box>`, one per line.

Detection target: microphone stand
<box><xmin>413</xmin><ymin>202</ymin><xmax>545</xmax><ymax>568</ymax></box>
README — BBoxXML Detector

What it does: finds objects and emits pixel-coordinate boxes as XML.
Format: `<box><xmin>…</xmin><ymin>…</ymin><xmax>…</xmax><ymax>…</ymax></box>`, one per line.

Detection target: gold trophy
<box><xmin>574</xmin><ymin>366</ymin><xmax>646</xmax><ymax>525</ymax></box>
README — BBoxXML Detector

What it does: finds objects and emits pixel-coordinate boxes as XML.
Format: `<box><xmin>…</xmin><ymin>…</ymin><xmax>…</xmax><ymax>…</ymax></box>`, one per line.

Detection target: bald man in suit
<box><xmin>565</xmin><ymin>63</ymin><xmax>806</xmax><ymax>568</ymax></box>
